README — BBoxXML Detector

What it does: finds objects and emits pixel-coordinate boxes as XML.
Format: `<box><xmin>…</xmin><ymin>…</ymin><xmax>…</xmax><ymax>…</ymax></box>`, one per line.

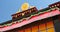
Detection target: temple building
<box><xmin>0</xmin><ymin>1</ymin><xmax>60</xmax><ymax>32</ymax></box>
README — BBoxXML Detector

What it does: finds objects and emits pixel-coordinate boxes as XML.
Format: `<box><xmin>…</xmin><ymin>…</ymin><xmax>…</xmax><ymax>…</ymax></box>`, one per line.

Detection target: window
<box><xmin>32</xmin><ymin>26</ymin><xmax>38</xmax><ymax>32</ymax></box>
<box><xmin>39</xmin><ymin>23</ymin><xmax>46</xmax><ymax>30</ymax></box>
<box><xmin>25</xmin><ymin>28</ymin><xmax>31</xmax><ymax>32</ymax></box>
<box><xmin>47</xmin><ymin>28</ymin><xmax>55</xmax><ymax>32</ymax></box>
<box><xmin>46</xmin><ymin>21</ymin><xmax>54</xmax><ymax>28</ymax></box>
<box><xmin>39</xmin><ymin>20</ymin><xmax>55</xmax><ymax>32</ymax></box>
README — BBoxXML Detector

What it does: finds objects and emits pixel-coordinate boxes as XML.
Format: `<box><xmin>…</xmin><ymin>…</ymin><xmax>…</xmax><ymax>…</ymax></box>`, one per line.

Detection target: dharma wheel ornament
<box><xmin>21</xmin><ymin>3</ymin><xmax>29</xmax><ymax>11</ymax></box>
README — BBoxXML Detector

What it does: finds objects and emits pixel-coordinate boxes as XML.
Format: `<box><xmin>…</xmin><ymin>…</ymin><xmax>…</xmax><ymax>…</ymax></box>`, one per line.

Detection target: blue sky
<box><xmin>0</xmin><ymin>0</ymin><xmax>60</xmax><ymax>23</ymax></box>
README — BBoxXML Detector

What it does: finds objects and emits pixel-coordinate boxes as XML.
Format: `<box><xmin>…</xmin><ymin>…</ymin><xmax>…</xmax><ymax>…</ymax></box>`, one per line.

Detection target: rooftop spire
<box><xmin>16</xmin><ymin>8</ymin><xmax>20</xmax><ymax>13</ymax></box>
<box><xmin>21</xmin><ymin>2</ymin><xmax>29</xmax><ymax>11</ymax></box>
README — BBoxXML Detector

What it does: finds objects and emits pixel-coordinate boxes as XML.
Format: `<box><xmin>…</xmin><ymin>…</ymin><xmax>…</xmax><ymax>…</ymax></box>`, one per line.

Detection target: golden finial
<box><xmin>21</xmin><ymin>3</ymin><xmax>29</xmax><ymax>11</ymax></box>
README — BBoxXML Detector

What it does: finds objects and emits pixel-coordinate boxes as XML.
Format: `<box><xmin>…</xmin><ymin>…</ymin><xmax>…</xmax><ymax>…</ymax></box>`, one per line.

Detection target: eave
<box><xmin>0</xmin><ymin>8</ymin><xmax>60</xmax><ymax>31</ymax></box>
